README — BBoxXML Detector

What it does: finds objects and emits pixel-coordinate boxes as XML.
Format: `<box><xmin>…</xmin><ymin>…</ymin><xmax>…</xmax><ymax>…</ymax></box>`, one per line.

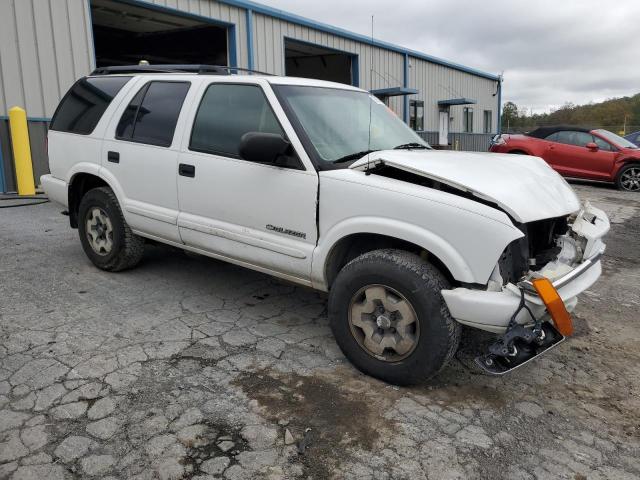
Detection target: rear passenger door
<box><xmin>176</xmin><ymin>81</ymin><xmax>318</xmax><ymax>283</ymax></box>
<box><xmin>102</xmin><ymin>79</ymin><xmax>191</xmax><ymax>243</ymax></box>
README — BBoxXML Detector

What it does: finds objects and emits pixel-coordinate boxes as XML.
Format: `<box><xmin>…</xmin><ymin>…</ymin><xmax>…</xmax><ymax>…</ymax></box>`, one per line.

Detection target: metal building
<box><xmin>0</xmin><ymin>0</ymin><xmax>502</xmax><ymax>193</ymax></box>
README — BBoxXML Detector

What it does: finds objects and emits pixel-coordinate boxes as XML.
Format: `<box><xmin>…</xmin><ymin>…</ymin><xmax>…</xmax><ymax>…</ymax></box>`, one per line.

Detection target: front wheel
<box><xmin>328</xmin><ymin>249</ymin><xmax>461</xmax><ymax>385</ymax></box>
<box><xmin>77</xmin><ymin>187</ymin><xmax>145</xmax><ymax>271</ymax></box>
<box><xmin>616</xmin><ymin>164</ymin><xmax>640</xmax><ymax>191</ymax></box>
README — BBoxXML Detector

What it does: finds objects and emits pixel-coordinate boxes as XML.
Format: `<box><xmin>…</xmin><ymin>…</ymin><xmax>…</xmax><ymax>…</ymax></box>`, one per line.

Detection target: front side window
<box><xmin>273</xmin><ymin>85</ymin><xmax>429</xmax><ymax>166</ymax></box>
<box><xmin>50</xmin><ymin>76</ymin><xmax>132</xmax><ymax>135</ymax></box>
<box><xmin>116</xmin><ymin>81</ymin><xmax>190</xmax><ymax>147</ymax></box>
<box><xmin>593</xmin><ymin>136</ymin><xmax>612</xmax><ymax>151</ymax></box>
<box><xmin>190</xmin><ymin>84</ymin><xmax>284</xmax><ymax>157</ymax></box>
<box><xmin>463</xmin><ymin>107</ymin><xmax>473</xmax><ymax>133</ymax></box>
<box><xmin>409</xmin><ymin>100</ymin><xmax>424</xmax><ymax>131</ymax></box>
<box><xmin>483</xmin><ymin>110</ymin><xmax>492</xmax><ymax>134</ymax></box>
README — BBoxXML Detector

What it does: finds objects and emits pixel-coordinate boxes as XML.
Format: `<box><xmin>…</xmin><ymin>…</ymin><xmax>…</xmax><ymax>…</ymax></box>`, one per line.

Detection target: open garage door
<box><xmin>285</xmin><ymin>39</ymin><xmax>356</xmax><ymax>86</ymax></box>
<box><xmin>90</xmin><ymin>0</ymin><xmax>229</xmax><ymax>67</ymax></box>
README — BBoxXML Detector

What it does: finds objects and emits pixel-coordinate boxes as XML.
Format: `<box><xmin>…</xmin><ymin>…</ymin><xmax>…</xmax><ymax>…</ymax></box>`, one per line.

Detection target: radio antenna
<box><xmin>366</xmin><ymin>15</ymin><xmax>374</xmax><ymax>175</ymax></box>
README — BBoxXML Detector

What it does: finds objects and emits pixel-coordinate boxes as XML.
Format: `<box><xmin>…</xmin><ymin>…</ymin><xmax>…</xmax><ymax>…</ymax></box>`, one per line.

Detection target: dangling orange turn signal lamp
<box><xmin>532</xmin><ymin>278</ymin><xmax>573</xmax><ymax>336</ymax></box>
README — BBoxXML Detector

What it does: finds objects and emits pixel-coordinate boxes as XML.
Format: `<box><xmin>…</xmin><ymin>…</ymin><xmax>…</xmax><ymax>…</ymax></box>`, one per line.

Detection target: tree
<box><xmin>502</xmin><ymin>101</ymin><xmax>518</xmax><ymax>131</ymax></box>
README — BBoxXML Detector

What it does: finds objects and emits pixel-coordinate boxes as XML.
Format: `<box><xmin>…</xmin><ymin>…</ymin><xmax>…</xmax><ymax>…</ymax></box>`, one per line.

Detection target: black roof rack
<box><xmin>90</xmin><ymin>64</ymin><xmax>274</xmax><ymax>76</ymax></box>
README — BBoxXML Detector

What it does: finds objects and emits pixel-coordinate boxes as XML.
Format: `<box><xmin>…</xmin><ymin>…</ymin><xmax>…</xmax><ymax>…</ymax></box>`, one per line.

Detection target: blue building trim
<box><xmin>228</xmin><ymin>25</ymin><xmax>238</xmax><ymax>68</ymax></box>
<box><xmin>497</xmin><ymin>77</ymin><xmax>503</xmax><ymax>134</ymax></box>
<box><xmin>86</xmin><ymin>0</ymin><xmax>97</xmax><ymax>70</ymax></box>
<box><xmin>403</xmin><ymin>53</ymin><xmax>409</xmax><ymax>123</ymax></box>
<box><xmin>371</xmin><ymin>87</ymin><xmax>418</xmax><ymax>96</ymax></box>
<box><xmin>246</xmin><ymin>9</ymin><xmax>254</xmax><ymax>70</ymax></box>
<box><xmin>351</xmin><ymin>55</ymin><xmax>359</xmax><ymax>88</ymax></box>
<box><xmin>437</xmin><ymin>98</ymin><xmax>477</xmax><ymax>106</ymax></box>
<box><xmin>215</xmin><ymin>0</ymin><xmax>499</xmax><ymax>81</ymax></box>
<box><xmin>0</xmin><ymin>136</ymin><xmax>6</xmax><ymax>193</ymax></box>
<box><xmin>0</xmin><ymin>116</ymin><xmax>51</xmax><ymax>122</ymax></box>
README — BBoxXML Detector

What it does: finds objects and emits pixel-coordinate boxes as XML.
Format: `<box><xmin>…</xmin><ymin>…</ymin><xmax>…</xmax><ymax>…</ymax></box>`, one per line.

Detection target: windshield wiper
<box><xmin>332</xmin><ymin>150</ymin><xmax>378</xmax><ymax>164</ymax></box>
<box><xmin>393</xmin><ymin>143</ymin><xmax>429</xmax><ymax>150</ymax></box>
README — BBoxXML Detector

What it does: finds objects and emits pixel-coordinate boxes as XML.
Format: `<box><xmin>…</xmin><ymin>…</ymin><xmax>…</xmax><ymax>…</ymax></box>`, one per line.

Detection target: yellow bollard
<box><xmin>8</xmin><ymin>106</ymin><xmax>36</xmax><ymax>196</ymax></box>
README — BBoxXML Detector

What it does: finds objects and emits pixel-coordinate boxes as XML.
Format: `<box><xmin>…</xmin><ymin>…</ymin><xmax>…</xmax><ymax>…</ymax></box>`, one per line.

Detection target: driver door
<box><xmin>176</xmin><ymin>81</ymin><xmax>318</xmax><ymax>283</ymax></box>
<box><xmin>546</xmin><ymin>131</ymin><xmax>613</xmax><ymax>179</ymax></box>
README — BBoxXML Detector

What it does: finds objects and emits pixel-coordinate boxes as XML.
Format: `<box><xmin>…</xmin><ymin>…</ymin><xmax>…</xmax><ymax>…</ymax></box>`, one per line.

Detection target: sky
<box><xmin>260</xmin><ymin>0</ymin><xmax>640</xmax><ymax>114</ymax></box>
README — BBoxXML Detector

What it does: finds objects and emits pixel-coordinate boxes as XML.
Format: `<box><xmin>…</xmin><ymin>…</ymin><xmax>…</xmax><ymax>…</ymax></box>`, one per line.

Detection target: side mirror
<box><xmin>239</xmin><ymin>132</ymin><xmax>293</xmax><ymax>166</ymax></box>
<box><xmin>586</xmin><ymin>142</ymin><xmax>599</xmax><ymax>151</ymax></box>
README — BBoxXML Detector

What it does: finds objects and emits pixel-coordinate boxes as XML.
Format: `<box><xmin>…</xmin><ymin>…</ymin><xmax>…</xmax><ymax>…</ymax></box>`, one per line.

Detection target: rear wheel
<box><xmin>78</xmin><ymin>187</ymin><xmax>145</xmax><ymax>271</ymax></box>
<box><xmin>328</xmin><ymin>249</ymin><xmax>461</xmax><ymax>385</ymax></box>
<box><xmin>616</xmin><ymin>164</ymin><xmax>640</xmax><ymax>191</ymax></box>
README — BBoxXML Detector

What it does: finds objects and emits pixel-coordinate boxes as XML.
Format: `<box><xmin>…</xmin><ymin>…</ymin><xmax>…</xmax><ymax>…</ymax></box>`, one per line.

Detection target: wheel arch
<box><xmin>312</xmin><ymin>220</ymin><xmax>479</xmax><ymax>291</ymax></box>
<box><xmin>67</xmin><ymin>169</ymin><xmax>124</xmax><ymax>228</ymax></box>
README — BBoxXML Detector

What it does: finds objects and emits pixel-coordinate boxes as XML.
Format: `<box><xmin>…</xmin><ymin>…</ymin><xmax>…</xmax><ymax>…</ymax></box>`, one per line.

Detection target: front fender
<box><xmin>311</xmin><ymin>216</ymin><xmax>523</xmax><ymax>290</ymax></box>
<box><xmin>311</xmin><ymin>217</ymin><xmax>475</xmax><ymax>289</ymax></box>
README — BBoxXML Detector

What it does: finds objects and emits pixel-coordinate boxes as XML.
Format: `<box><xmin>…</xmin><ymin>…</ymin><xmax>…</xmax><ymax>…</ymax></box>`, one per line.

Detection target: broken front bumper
<box><xmin>441</xmin><ymin>203</ymin><xmax>610</xmax><ymax>334</ymax></box>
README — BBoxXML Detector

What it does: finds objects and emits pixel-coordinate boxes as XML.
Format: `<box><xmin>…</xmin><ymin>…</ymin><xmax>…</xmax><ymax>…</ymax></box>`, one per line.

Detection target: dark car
<box><xmin>624</xmin><ymin>131</ymin><xmax>640</xmax><ymax>147</ymax></box>
<box><xmin>490</xmin><ymin>126</ymin><xmax>640</xmax><ymax>191</ymax></box>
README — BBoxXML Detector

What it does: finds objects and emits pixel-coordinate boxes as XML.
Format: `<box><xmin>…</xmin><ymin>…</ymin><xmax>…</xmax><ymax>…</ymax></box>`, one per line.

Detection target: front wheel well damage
<box><xmin>68</xmin><ymin>173</ymin><xmax>109</xmax><ymax>228</ymax></box>
<box><xmin>324</xmin><ymin>233</ymin><xmax>455</xmax><ymax>289</ymax></box>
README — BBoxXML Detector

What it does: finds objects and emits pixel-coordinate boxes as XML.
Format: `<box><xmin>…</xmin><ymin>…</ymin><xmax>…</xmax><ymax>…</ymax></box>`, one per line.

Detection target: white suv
<box><xmin>42</xmin><ymin>65</ymin><xmax>609</xmax><ymax>384</ymax></box>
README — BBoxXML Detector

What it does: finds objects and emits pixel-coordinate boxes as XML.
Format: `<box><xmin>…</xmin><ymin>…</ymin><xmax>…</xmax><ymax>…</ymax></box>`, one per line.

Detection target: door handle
<box><xmin>179</xmin><ymin>163</ymin><xmax>195</xmax><ymax>178</ymax></box>
<box><xmin>107</xmin><ymin>151</ymin><xmax>120</xmax><ymax>163</ymax></box>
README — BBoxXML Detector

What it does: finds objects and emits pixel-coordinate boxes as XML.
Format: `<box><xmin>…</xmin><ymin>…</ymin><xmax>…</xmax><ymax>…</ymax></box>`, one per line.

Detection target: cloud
<box><xmin>261</xmin><ymin>0</ymin><xmax>640</xmax><ymax>113</ymax></box>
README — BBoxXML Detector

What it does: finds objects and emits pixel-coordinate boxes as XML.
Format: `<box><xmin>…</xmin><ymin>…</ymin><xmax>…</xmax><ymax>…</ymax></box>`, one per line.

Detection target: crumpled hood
<box><xmin>350</xmin><ymin>150</ymin><xmax>581</xmax><ymax>223</ymax></box>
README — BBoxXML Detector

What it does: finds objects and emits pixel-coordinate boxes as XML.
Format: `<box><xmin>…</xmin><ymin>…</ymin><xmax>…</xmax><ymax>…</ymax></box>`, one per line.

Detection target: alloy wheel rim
<box><xmin>86</xmin><ymin>207</ymin><xmax>114</xmax><ymax>256</ymax></box>
<box><xmin>348</xmin><ymin>284</ymin><xmax>420</xmax><ymax>362</ymax></box>
<box><xmin>621</xmin><ymin>167</ymin><xmax>640</xmax><ymax>191</ymax></box>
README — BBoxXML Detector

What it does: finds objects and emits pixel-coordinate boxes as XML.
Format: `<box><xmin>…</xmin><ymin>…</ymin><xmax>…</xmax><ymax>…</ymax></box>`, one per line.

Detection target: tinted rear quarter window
<box><xmin>50</xmin><ymin>76</ymin><xmax>132</xmax><ymax>135</ymax></box>
<box><xmin>116</xmin><ymin>81</ymin><xmax>190</xmax><ymax>147</ymax></box>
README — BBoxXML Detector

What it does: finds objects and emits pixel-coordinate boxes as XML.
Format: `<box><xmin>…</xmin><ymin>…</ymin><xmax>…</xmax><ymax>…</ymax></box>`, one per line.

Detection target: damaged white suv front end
<box><xmin>443</xmin><ymin>202</ymin><xmax>609</xmax><ymax>373</ymax></box>
<box><xmin>346</xmin><ymin>149</ymin><xmax>609</xmax><ymax>375</ymax></box>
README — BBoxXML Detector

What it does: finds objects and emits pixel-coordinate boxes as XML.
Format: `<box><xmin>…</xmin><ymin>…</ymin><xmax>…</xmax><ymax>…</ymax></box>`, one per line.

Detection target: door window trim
<box><xmin>115</xmin><ymin>80</ymin><xmax>191</xmax><ymax>148</ymax></box>
<box><xmin>187</xmin><ymin>81</ymin><xmax>304</xmax><ymax>170</ymax></box>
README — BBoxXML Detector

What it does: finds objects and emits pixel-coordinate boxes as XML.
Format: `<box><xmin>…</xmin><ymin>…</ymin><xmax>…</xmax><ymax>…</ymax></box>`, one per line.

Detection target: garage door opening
<box><xmin>90</xmin><ymin>0</ymin><xmax>229</xmax><ymax>67</ymax></box>
<box><xmin>284</xmin><ymin>38</ymin><xmax>356</xmax><ymax>86</ymax></box>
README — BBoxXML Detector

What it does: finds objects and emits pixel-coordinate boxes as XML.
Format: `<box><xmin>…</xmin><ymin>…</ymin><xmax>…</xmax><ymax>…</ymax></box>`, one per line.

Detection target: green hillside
<box><xmin>502</xmin><ymin>93</ymin><xmax>640</xmax><ymax>135</ymax></box>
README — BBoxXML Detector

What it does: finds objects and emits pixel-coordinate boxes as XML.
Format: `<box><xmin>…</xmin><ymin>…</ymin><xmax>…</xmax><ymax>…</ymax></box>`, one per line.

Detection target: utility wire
<box><xmin>0</xmin><ymin>194</ymin><xmax>50</xmax><ymax>208</ymax></box>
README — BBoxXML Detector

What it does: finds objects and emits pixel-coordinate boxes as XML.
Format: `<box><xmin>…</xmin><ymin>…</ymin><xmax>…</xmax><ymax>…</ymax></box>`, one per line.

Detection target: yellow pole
<box><xmin>8</xmin><ymin>106</ymin><xmax>36</xmax><ymax>196</ymax></box>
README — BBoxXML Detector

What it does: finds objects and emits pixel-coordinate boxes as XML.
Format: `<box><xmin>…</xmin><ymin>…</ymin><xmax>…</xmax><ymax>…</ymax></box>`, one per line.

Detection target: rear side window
<box><xmin>189</xmin><ymin>84</ymin><xmax>283</xmax><ymax>157</ymax></box>
<box><xmin>116</xmin><ymin>81</ymin><xmax>190</xmax><ymax>147</ymax></box>
<box><xmin>50</xmin><ymin>76</ymin><xmax>132</xmax><ymax>135</ymax></box>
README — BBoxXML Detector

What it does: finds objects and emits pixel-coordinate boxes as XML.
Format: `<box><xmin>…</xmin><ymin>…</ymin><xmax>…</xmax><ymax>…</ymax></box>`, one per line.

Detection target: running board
<box><xmin>475</xmin><ymin>321</ymin><xmax>565</xmax><ymax>375</ymax></box>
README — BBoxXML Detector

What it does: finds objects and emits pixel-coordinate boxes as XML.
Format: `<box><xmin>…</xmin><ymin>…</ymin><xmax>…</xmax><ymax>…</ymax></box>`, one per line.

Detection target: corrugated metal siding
<box><xmin>0</xmin><ymin>0</ymin><xmax>94</xmax><ymax>118</ymax></box>
<box><xmin>252</xmin><ymin>13</ymin><xmax>406</xmax><ymax>116</ymax></box>
<box><xmin>409</xmin><ymin>57</ymin><xmax>499</xmax><ymax>134</ymax></box>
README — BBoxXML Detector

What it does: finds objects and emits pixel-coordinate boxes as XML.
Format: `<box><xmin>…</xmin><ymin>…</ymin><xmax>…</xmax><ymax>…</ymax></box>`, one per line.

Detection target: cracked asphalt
<box><xmin>1</xmin><ymin>183</ymin><xmax>639</xmax><ymax>480</ymax></box>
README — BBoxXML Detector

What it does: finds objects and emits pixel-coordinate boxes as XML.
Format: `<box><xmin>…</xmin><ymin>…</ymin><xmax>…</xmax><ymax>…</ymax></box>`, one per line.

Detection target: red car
<box><xmin>489</xmin><ymin>126</ymin><xmax>640</xmax><ymax>191</ymax></box>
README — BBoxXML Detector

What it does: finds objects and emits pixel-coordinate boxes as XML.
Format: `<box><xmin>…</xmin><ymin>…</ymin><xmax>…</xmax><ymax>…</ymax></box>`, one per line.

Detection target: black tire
<box><xmin>328</xmin><ymin>249</ymin><xmax>461</xmax><ymax>385</ymax></box>
<box><xmin>615</xmin><ymin>163</ymin><xmax>640</xmax><ymax>191</ymax></box>
<box><xmin>77</xmin><ymin>187</ymin><xmax>144</xmax><ymax>271</ymax></box>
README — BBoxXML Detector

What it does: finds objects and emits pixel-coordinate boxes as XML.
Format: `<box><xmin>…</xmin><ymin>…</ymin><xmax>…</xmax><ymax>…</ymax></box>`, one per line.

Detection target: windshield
<box><xmin>595</xmin><ymin>129</ymin><xmax>638</xmax><ymax>149</ymax></box>
<box><xmin>273</xmin><ymin>85</ymin><xmax>430</xmax><ymax>164</ymax></box>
